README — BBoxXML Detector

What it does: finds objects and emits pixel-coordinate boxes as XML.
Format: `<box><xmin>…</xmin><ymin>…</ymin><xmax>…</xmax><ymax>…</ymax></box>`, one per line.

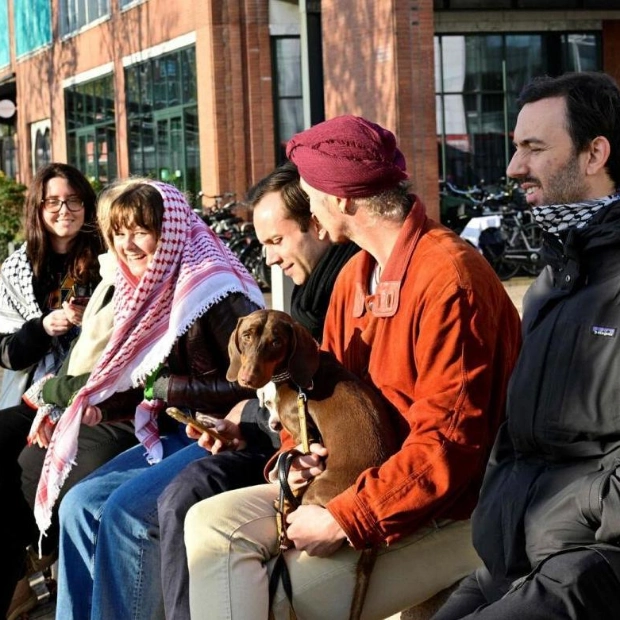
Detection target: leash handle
<box><xmin>297</xmin><ymin>390</ymin><xmax>310</xmax><ymax>454</ymax></box>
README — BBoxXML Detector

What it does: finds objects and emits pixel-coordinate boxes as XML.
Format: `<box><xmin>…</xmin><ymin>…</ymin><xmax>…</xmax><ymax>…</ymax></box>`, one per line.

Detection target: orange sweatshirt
<box><xmin>312</xmin><ymin>199</ymin><xmax>522</xmax><ymax>548</ymax></box>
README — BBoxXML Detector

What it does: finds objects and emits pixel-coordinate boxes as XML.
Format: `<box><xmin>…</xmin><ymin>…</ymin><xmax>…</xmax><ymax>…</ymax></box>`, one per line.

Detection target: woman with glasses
<box><xmin>0</xmin><ymin>162</ymin><xmax>104</xmax><ymax>618</ymax></box>
<box><xmin>0</xmin><ymin>162</ymin><xmax>103</xmax><ymax>406</ymax></box>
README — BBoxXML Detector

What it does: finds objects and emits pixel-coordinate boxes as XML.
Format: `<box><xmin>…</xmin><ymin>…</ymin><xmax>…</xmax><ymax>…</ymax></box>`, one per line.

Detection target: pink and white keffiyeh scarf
<box><xmin>33</xmin><ymin>181</ymin><xmax>264</xmax><ymax>536</ymax></box>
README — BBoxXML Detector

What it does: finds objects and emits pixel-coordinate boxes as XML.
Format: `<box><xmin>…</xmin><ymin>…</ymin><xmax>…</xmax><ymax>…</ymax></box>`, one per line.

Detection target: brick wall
<box><xmin>602</xmin><ymin>20</ymin><xmax>620</xmax><ymax>89</ymax></box>
<box><xmin>321</xmin><ymin>0</ymin><xmax>439</xmax><ymax>219</ymax></box>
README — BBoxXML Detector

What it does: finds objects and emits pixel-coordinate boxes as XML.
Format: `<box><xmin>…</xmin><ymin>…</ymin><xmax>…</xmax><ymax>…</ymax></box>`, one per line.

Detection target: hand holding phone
<box><xmin>166</xmin><ymin>407</ymin><xmax>231</xmax><ymax>446</ymax></box>
<box><xmin>70</xmin><ymin>296</ymin><xmax>91</xmax><ymax>307</ymax></box>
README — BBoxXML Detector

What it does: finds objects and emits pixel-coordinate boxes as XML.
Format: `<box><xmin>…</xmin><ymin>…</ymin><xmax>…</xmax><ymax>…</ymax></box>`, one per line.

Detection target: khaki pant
<box><xmin>185</xmin><ymin>484</ymin><xmax>481</xmax><ymax>620</ymax></box>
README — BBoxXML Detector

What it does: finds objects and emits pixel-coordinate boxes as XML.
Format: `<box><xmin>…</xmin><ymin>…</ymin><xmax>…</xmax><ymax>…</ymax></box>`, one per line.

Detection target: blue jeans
<box><xmin>56</xmin><ymin>426</ymin><xmax>206</xmax><ymax>620</ymax></box>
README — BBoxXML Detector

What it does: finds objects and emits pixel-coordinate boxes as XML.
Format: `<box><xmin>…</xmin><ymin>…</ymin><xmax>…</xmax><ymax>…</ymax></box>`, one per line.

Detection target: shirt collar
<box><xmin>353</xmin><ymin>196</ymin><xmax>427</xmax><ymax>318</ymax></box>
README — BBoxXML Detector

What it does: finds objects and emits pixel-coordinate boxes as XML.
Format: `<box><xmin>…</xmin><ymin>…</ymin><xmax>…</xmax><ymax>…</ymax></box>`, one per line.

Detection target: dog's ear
<box><xmin>287</xmin><ymin>320</ymin><xmax>320</xmax><ymax>389</ymax></box>
<box><xmin>226</xmin><ymin>317</ymin><xmax>246</xmax><ymax>382</ymax></box>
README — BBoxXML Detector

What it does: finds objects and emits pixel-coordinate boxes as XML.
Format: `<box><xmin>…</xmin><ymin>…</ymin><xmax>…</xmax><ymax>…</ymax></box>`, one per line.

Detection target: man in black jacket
<box><xmin>157</xmin><ymin>161</ymin><xmax>358</xmax><ymax>620</ymax></box>
<box><xmin>436</xmin><ymin>72</ymin><xmax>620</xmax><ymax>619</ymax></box>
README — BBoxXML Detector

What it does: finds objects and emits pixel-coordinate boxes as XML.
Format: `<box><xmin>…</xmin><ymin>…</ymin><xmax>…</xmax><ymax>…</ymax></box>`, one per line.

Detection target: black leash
<box><xmin>269</xmin><ymin>450</ymin><xmax>302</xmax><ymax>619</ymax></box>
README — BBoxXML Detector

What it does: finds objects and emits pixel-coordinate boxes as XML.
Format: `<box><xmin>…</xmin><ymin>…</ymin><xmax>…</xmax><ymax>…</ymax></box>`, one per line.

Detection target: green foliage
<box><xmin>0</xmin><ymin>171</ymin><xmax>26</xmax><ymax>262</ymax></box>
<box><xmin>88</xmin><ymin>177</ymin><xmax>104</xmax><ymax>195</ymax></box>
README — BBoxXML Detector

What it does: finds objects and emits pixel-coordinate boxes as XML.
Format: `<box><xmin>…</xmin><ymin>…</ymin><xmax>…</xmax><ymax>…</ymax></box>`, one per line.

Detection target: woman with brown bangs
<box><xmin>28</xmin><ymin>180</ymin><xmax>262</xmax><ymax>620</ymax></box>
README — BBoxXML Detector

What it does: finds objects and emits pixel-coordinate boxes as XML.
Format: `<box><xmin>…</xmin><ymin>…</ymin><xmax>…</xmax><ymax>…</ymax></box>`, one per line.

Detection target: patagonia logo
<box><xmin>591</xmin><ymin>326</ymin><xmax>617</xmax><ymax>337</ymax></box>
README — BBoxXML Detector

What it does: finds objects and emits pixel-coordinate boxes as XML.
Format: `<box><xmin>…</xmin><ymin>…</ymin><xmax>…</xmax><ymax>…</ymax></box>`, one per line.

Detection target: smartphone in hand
<box><xmin>165</xmin><ymin>407</ymin><xmax>231</xmax><ymax>445</ymax></box>
<box><xmin>70</xmin><ymin>296</ymin><xmax>91</xmax><ymax>307</ymax></box>
<box><xmin>71</xmin><ymin>284</ymin><xmax>92</xmax><ymax>307</ymax></box>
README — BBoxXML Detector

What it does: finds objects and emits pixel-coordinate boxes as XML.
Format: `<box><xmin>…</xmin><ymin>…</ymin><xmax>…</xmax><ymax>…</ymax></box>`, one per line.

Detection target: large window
<box><xmin>60</xmin><ymin>0</ymin><xmax>109</xmax><ymax>36</ymax></box>
<box><xmin>435</xmin><ymin>32</ymin><xmax>601</xmax><ymax>186</ymax></box>
<box><xmin>0</xmin><ymin>0</ymin><xmax>9</xmax><ymax>67</ymax></box>
<box><xmin>65</xmin><ymin>74</ymin><xmax>117</xmax><ymax>185</ymax></box>
<box><xmin>272</xmin><ymin>36</ymin><xmax>304</xmax><ymax>164</ymax></box>
<box><xmin>125</xmin><ymin>46</ymin><xmax>199</xmax><ymax>196</ymax></box>
<box><xmin>434</xmin><ymin>0</ymin><xmax>616</xmax><ymax>8</ymax></box>
<box><xmin>14</xmin><ymin>0</ymin><xmax>51</xmax><ymax>57</ymax></box>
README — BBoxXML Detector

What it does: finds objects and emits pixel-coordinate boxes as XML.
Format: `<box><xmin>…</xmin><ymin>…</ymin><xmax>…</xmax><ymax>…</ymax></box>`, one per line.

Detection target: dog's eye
<box><xmin>271</xmin><ymin>339</ymin><xmax>282</xmax><ymax>348</ymax></box>
<box><xmin>241</xmin><ymin>332</ymin><xmax>252</xmax><ymax>343</ymax></box>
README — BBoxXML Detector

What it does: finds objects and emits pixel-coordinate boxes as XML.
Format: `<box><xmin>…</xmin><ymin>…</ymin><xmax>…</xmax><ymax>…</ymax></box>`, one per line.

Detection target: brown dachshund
<box><xmin>227</xmin><ymin>309</ymin><xmax>399</xmax><ymax>620</ymax></box>
<box><xmin>226</xmin><ymin>308</ymin><xmax>399</xmax><ymax>505</ymax></box>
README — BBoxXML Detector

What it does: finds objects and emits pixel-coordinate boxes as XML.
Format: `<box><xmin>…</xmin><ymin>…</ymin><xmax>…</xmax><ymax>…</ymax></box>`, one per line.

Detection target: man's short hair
<box><xmin>246</xmin><ymin>162</ymin><xmax>312</xmax><ymax>232</ymax></box>
<box><xmin>518</xmin><ymin>72</ymin><xmax>620</xmax><ymax>187</ymax></box>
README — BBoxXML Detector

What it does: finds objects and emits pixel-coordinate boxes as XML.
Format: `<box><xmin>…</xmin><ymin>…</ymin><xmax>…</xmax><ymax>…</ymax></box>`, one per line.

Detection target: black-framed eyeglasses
<box><xmin>41</xmin><ymin>197</ymin><xmax>84</xmax><ymax>213</ymax></box>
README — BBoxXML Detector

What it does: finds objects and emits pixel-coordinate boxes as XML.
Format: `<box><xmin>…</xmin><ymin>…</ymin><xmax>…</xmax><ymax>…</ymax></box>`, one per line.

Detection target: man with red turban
<box><xmin>183</xmin><ymin>115</ymin><xmax>522</xmax><ymax>619</ymax></box>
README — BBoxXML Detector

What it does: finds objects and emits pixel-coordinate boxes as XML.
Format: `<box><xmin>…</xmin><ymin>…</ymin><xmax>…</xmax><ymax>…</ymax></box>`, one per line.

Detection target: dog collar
<box><xmin>271</xmin><ymin>370</ymin><xmax>291</xmax><ymax>384</ymax></box>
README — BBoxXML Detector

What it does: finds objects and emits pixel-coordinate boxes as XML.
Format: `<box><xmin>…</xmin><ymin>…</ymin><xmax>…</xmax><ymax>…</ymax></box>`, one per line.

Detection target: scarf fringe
<box><xmin>34</xmin><ymin>182</ymin><xmax>264</xmax><ymax>537</ymax></box>
<box><xmin>131</xmin><ymin>282</ymin><xmax>264</xmax><ymax>386</ymax></box>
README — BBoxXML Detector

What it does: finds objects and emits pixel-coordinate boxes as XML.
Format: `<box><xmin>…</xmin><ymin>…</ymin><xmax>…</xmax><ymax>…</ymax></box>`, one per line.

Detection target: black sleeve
<box><xmin>163</xmin><ymin>294</ymin><xmax>261</xmax><ymax>414</ymax></box>
<box><xmin>0</xmin><ymin>317</ymin><xmax>54</xmax><ymax>370</ymax></box>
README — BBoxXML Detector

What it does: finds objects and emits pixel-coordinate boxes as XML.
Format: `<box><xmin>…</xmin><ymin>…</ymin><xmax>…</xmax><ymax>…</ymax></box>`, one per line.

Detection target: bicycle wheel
<box><xmin>492</xmin><ymin>253</ymin><xmax>521</xmax><ymax>281</ymax></box>
<box><xmin>239</xmin><ymin>239</ymin><xmax>271</xmax><ymax>291</ymax></box>
<box><xmin>488</xmin><ymin>224</ymin><xmax>521</xmax><ymax>281</ymax></box>
<box><xmin>519</xmin><ymin>223</ymin><xmax>544</xmax><ymax>276</ymax></box>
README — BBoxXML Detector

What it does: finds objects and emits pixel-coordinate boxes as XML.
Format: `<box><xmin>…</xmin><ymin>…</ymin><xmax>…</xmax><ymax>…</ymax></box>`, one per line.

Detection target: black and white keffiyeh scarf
<box><xmin>0</xmin><ymin>244</ymin><xmax>63</xmax><ymax>381</ymax></box>
<box><xmin>532</xmin><ymin>193</ymin><xmax>620</xmax><ymax>234</ymax></box>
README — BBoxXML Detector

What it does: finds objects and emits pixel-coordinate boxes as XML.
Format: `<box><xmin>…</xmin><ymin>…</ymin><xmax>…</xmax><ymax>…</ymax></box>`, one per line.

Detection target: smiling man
<box><xmin>436</xmin><ymin>72</ymin><xmax>620</xmax><ymax>620</ymax></box>
<box><xmin>249</xmin><ymin>161</ymin><xmax>359</xmax><ymax>340</ymax></box>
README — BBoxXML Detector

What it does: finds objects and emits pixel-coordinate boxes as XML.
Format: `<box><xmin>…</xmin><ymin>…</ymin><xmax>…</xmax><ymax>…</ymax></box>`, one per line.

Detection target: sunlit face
<box><xmin>299</xmin><ymin>178</ymin><xmax>349</xmax><ymax>243</ymax></box>
<box><xmin>113</xmin><ymin>224</ymin><xmax>158</xmax><ymax>279</ymax></box>
<box><xmin>42</xmin><ymin>177</ymin><xmax>85</xmax><ymax>250</ymax></box>
<box><xmin>253</xmin><ymin>191</ymin><xmax>330</xmax><ymax>286</ymax></box>
<box><xmin>506</xmin><ymin>96</ymin><xmax>589</xmax><ymax>207</ymax></box>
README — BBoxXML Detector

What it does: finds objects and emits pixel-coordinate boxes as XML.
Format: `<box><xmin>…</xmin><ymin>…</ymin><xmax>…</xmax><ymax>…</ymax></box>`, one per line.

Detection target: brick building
<box><xmin>0</xmin><ymin>0</ymin><xmax>619</xmax><ymax>221</ymax></box>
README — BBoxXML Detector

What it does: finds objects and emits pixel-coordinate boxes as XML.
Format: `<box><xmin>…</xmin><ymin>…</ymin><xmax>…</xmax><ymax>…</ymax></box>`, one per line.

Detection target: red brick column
<box><xmin>199</xmin><ymin>0</ymin><xmax>273</xmax><ymax>198</ymax></box>
<box><xmin>603</xmin><ymin>20</ymin><xmax>620</xmax><ymax>89</ymax></box>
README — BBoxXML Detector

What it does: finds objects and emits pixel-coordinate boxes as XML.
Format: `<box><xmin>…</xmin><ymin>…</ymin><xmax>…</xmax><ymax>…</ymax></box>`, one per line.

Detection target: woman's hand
<box><xmin>82</xmin><ymin>405</ymin><xmax>102</xmax><ymax>426</ymax></box>
<box><xmin>42</xmin><ymin>309</ymin><xmax>74</xmax><ymax>336</ymax></box>
<box><xmin>32</xmin><ymin>417</ymin><xmax>55</xmax><ymax>449</ymax></box>
<box><xmin>62</xmin><ymin>299</ymin><xmax>86</xmax><ymax>327</ymax></box>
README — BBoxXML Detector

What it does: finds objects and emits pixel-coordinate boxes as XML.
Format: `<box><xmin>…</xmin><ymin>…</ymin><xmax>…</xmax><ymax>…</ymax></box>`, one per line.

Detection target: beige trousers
<box><xmin>185</xmin><ymin>483</ymin><xmax>481</xmax><ymax>620</ymax></box>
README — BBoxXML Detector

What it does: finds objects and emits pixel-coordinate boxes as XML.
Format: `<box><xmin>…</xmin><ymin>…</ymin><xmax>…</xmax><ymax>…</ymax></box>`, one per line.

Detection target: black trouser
<box><xmin>158</xmin><ymin>448</ymin><xmax>274</xmax><ymax>620</ymax></box>
<box><xmin>0</xmin><ymin>403</ymin><xmax>37</xmax><ymax>616</ymax></box>
<box><xmin>433</xmin><ymin>548</ymin><xmax>620</xmax><ymax>620</ymax></box>
<box><xmin>0</xmin><ymin>402</ymin><xmax>137</xmax><ymax>617</ymax></box>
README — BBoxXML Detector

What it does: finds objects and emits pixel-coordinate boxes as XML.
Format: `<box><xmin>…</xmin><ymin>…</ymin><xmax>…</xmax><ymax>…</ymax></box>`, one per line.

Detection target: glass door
<box><xmin>154</xmin><ymin>111</ymin><xmax>184</xmax><ymax>190</ymax></box>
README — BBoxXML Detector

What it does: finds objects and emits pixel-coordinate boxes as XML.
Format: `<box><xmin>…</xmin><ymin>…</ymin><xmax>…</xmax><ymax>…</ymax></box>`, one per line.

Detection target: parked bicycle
<box><xmin>443</xmin><ymin>178</ymin><xmax>544</xmax><ymax>281</ymax></box>
<box><xmin>482</xmin><ymin>206</ymin><xmax>543</xmax><ymax>281</ymax></box>
<box><xmin>194</xmin><ymin>192</ymin><xmax>271</xmax><ymax>292</ymax></box>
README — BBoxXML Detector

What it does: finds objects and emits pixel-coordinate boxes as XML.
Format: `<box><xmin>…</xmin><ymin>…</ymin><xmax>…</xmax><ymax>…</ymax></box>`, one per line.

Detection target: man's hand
<box><xmin>285</xmin><ymin>505</ymin><xmax>347</xmax><ymax>557</ymax></box>
<box><xmin>187</xmin><ymin>399</ymin><xmax>249</xmax><ymax>453</ymax></box>
<box><xmin>268</xmin><ymin>443</ymin><xmax>327</xmax><ymax>489</ymax></box>
<box><xmin>42</xmin><ymin>309</ymin><xmax>74</xmax><ymax>336</ymax></box>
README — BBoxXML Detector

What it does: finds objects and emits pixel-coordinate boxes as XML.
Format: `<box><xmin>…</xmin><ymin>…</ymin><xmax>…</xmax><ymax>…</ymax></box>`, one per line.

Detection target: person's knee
<box><xmin>184</xmin><ymin>501</ymin><xmax>207</xmax><ymax>547</ymax></box>
<box><xmin>158</xmin><ymin>472</ymin><xmax>197</xmax><ymax>520</ymax></box>
<box><xmin>59</xmin><ymin>481</ymin><xmax>92</xmax><ymax>528</ymax></box>
<box><xmin>538</xmin><ymin>549</ymin><xmax>615</xmax><ymax>589</ymax></box>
